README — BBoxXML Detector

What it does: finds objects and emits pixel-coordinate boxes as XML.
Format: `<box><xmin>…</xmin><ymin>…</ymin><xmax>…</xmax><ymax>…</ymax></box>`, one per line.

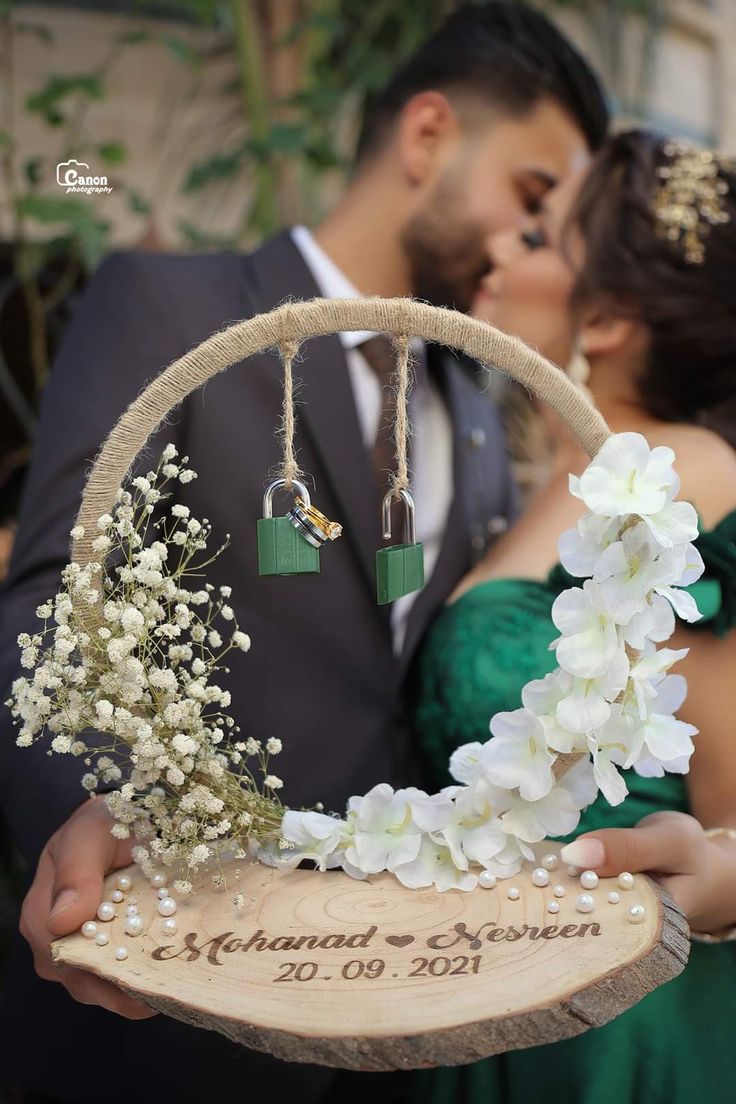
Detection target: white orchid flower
<box><xmin>484</xmin><ymin>709</ymin><xmax>556</xmax><ymax>801</ymax></box>
<box><xmin>393</xmin><ymin>838</ymin><xmax>479</xmax><ymax>892</ymax></box>
<box><xmin>570</xmin><ymin>432</ymin><xmax>677</xmax><ymax>518</ymax></box>
<box><xmin>344</xmin><ymin>783</ymin><xmax>422</xmax><ymax>874</ymax></box>
<box><xmin>652</xmin><ymin>543</ymin><xmax>704</xmax><ymax>622</ymax></box>
<box><xmin>521</xmin><ymin>670</ymin><xmax>586</xmax><ymax>752</ymax></box>
<box><xmin>552</xmin><ymin>581</ymin><xmax>621</xmax><ymax>678</ymax></box>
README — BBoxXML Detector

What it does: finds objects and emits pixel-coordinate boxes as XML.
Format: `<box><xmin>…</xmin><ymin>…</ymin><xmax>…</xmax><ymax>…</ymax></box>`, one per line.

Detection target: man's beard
<box><xmin>400</xmin><ymin>181</ymin><xmax>491</xmax><ymax>314</ymax></box>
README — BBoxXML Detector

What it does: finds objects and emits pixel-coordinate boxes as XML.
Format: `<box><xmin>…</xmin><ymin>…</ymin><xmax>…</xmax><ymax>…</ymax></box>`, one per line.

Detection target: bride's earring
<box><xmin>566</xmin><ymin>336</ymin><xmax>593</xmax><ymax>400</ymax></box>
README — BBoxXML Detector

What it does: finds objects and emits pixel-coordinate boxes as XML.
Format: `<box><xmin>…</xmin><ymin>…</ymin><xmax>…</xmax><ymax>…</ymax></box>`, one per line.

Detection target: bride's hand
<box><xmin>559</xmin><ymin>811</ymin><xmax>736</xmax><ymax>936</ymax></box>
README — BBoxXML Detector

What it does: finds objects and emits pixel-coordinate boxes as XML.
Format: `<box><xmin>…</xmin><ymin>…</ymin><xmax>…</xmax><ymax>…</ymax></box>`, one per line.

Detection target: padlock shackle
<box><xmin>262</xmin><ymin>478</ymin><xmax>311</xmax><ymax>520</ymax></box>
<box><xmin>382</xmin><ymin>488</ymin><xmax>416</xmax><ymax>546</ymax></box>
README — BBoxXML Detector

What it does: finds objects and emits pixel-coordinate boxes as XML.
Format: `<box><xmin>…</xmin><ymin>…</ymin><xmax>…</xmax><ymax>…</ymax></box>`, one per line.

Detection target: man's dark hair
<box><xmin>356</xmin><ymin>1</ymin><xmax>609</xmax><ymax>162</ymax></box>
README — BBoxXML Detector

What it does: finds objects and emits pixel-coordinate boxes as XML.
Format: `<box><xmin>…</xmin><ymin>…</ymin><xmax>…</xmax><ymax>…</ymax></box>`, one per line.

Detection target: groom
<box><xmin>0</xmin><ymin>3</ymin><xmax>607</xmax><ymax>1102</ymax></box>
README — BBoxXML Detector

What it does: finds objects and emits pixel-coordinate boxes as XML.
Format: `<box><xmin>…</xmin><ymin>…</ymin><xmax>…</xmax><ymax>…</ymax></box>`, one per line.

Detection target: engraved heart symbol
<box><xmin>385</xmin><ymin>934</ymin><xmax>415</xmax><ymax>948</ymax></box>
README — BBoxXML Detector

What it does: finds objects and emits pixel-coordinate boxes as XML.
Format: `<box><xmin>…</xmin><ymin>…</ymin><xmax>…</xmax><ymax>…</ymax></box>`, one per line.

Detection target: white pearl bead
<box><xmin>479</xmin><ymin>870</ymin><xmax>497</xmax><ymax>890</ymax></box>
<box><xmin>542</xmin><ymin>853</ymin><xmax>559</xmax><ymax>871</ymax></box>
<box><xmin>157</xmin><ymin>886</ymin><xmax>171</xmax><ymax>900</ymax></box>
<box><xmin>567</xmin><ymin>865</ymin><xmax>580</xmax><ymax>877</ymax></box>
<box><xmin>111</xmin><ymin>889</ymin><xmax>124</xmax><ymax>903</ymax></box>
<box><xmin>116</xmin><ymin>874</ymin><xmax>132</xmax><ymax>893</ymax></box>
<box><xmin>150</xmin><ymin>872</ymin><xmax>167</xmax><ymax>889</ymax></box>
<box><xmin>507</xmin><ymin>887</ymin><xmax>520</xmax><ymax>901</ymax></box>
<box><xmin>532</xmin><ymin>867</ymin><xmax>550</xmax><ymax>887</ymax></box>
<box><xmin>126</xmin><ymin>904</ymin><xmax>138</xmax><ymax>916</ymax></box>
<box><xmin>81</xmin><ymin>920</ymin><xmax>98</xmax><ymax>939</ymax></box>
<box><xmin>618</xmin><ymin>872</ymin><xmax>635</xmax><ymax>890</ymax></box>
<box><xmin>96</xmin><ymin>901</ymin><xmax>116</xmax><ymax>922</ymax></box>
<box><xmin>580</xmin><ymin>870</ymin><xmax>599</xmax><ymax>890</ymax></box>
<box><xmin>547</xmin><ymin>901</ymin><xmax>560</xmax><ymax>915</ymax></box>
<box><xmin>124</xmin><ymin>915</ymin><xmax>144</xmax><ymax>937</ymax></box>
<box><xmin>161</xmin><ymin>918</ymin><xmax>178</xmax><ymax>934</ymax></box>
<box><xmin>576</xmin><ymin>893</ymin><xmax>595</xmax><ymax>914</ymax></box>
<box><xmin>95</xmin><ymin>932</ymin><xmax>109</xmax><ymax>947</ymax></box>
<box><xmin>607</xmin><ymin>891</ymin><xmax>621</xmax><ymax>904</ymax></box>
<box><xmin>628</xmin><ymin>904</ymin><xmax>646</xmax><ymax>924</ymax></box>
<box><xmin>158</xmin><ymin>896</ymin><xmax>177</xmax><ymax>917</ymax></box>
<box><xmin>553</xmin><ymin>884</ymin><xmax>566</xmax><ymax>898</ymax></box>
<box><xmin>114</xmin><ymin>946</ymin><xmax>128</xmax><ymax>961</ymax></box>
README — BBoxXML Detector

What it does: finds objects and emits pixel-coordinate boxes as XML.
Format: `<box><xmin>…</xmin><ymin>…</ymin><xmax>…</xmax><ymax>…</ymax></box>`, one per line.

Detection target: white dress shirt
<box><xmin>290</xmin><ymin>225</ymin><xmax>454</xmax><ymax>651</ymax></box>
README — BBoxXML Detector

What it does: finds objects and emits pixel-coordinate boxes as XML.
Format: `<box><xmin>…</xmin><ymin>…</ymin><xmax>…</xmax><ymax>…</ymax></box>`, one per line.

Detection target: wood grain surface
<box><xmin>53</xmin><ymin>845</ymin><xmax>689</xmax><ymax>1070</ymax></box>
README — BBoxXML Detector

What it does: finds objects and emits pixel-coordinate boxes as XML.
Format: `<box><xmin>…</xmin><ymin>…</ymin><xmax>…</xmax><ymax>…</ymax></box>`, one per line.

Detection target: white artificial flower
<box><xmin>433</xmin><ymin>781</ymin><xmax>511</xmax><ymax>868</ymax></box>
<box><xmin>623</xmin><ymin>592</ymin><xmax>676</xmax><ymax>649</ymax></box>
<box><xmin>643</xmin><ymin>498</ymin><xmax>699</xmax><ymax>549</ymax></box>
<box><xmin>266</xmin><ymin>737</ymin><xmax>282</xmax><ymax>755</ymax></box>
<box><xmin>588</xmin><ymin>709</ymin><xmax>643</xmax><ymax>805</ymax></box>
<box><xmin>552</xmin><ymin>581</ymin><xmax>620</xmax><ymax>678</ymax></box>
<box><xmin>635</xmin><ymin>713</ymin><xmax>697</xmax><ymax>768</ymax></box>
<box><xmin>232</xmin><ymin>631</ymin><xmax>251</xmax><ymax>652</ymax></box>
<box><xmin>171</xmin><ymin>504</ymin><xmax>190</xmax><ymax>519</ymax></box>
<box><xmin>521</xmin><ymin>670</ymin><xmax>585</xmax><ymax>752</ymax></box>
<box><xmin>570</xmin><ymin>432</ymin><xmax>677</xmax><ymax>518</ymax></box>
<box><xmin>280</xmin><ymin>810</ymin><xmax>346</xmax><ymax>872</ymax></box>
<box><xmin>344</xmin><ymin>784</ymin><xmax>422</xmax><ymax>874</ymax></box>
<box><xmin>558</xmin><ymin>513</ymin><xmax>621</xmax><ymax>578</ymax></box>
<box><xmin>448</xmin><ymin>742</ymin><xmax>486</xmax><ymax>784</ymax></box>
<box><xmin>484</xmin><ymin>709</ymin><xmax>555</xmax><ymax>801</ymax></box>
<box><xmin>393</xmin><ymin>838</ymin><xmax>478</xmax><ymax>893</ymax></box>
<box><xmin>555</xmin><ymin>648</ymin><xmax>630</xmax><ymax>734</ymax></box>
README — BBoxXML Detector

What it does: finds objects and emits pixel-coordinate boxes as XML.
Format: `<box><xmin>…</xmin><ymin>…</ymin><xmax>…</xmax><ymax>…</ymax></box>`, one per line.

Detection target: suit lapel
<box><xmin>243</xmin><ymin>230</ymin><xmax>382</xmax><ymax>594</ymax></box>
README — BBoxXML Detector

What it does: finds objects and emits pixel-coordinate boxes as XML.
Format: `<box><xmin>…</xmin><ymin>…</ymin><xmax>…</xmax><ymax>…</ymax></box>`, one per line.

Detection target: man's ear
<box><xmin>580</xmin><ymin>306</ymin><xmax>645</xmax><ymax>360</ymax></box>
<box><xmin>396</xmin><ymin>91</ymin><xmax>461</xmax><ymax>186</ymax></box>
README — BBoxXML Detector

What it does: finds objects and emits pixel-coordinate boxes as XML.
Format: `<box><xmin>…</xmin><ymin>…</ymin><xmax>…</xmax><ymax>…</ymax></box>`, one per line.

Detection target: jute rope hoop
<box><xmin>72</xmin><ymin>296</ymin><xmax>610</xmax><ymax>577</ymax></box>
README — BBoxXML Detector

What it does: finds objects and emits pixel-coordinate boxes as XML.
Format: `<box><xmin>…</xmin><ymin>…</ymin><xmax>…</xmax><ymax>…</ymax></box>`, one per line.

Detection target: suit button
<box><xmin>467</xmin><ymin>427</ymin><xmax>487</xmax><ymax>449</ymax></box>
<box><xmin>487</xmin><ymin>516</ymin><xmax>508</xmax><ymax>536</ymax></box>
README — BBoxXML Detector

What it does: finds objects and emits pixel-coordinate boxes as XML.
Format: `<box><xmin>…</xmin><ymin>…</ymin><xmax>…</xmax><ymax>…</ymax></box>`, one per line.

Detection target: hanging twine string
<box><xmin>277</xmin><ymin>306</ymin><xmax>302</xmax><ymax>490</ymax></box>
<box><xmin>390</xmin><ymin>330</ymin><xmax>412</xmax><ymax>500</ymax></box>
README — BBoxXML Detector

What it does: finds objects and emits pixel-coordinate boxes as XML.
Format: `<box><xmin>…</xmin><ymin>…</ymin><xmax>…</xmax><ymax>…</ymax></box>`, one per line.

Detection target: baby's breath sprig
<box><xmin>7</xmin><ymin>445</ymin><xmax>282</xmax><ymax>884</ymax></box>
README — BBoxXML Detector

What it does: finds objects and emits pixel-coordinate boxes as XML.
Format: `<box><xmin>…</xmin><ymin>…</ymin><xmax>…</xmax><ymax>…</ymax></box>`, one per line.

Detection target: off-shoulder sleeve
<box><xmin>685</xmin><ymin>510</ymin><xmax>736</xmax><ymax>637</ymax></box>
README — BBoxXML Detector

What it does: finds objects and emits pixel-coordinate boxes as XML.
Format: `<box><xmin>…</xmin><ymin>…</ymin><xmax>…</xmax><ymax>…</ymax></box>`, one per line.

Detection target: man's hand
<box><xmin>560</xmin><ymin>811</ymin><xmax>736</xmax><ymax>935</ymax></box>
<box><xmin>20</xmin><ymin>796</ymin><xmax>157</xmax><ymax>1018</ymax></box>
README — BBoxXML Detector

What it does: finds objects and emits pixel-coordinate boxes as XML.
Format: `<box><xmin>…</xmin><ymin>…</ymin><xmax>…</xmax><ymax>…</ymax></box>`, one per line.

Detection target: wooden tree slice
<box><xmin>53</xmin><ymin>845</ymin><xmax>689</xmax><ymax>1071</ymax></box>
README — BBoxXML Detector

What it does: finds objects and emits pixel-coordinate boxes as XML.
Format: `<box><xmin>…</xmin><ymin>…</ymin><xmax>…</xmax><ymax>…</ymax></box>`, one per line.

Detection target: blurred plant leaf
<box><xmin>23</xmin><ymin>156</ymin><xmax>43</xmax><ymax>186</ymax></box>
<box><xmin>25</xmin><ymin>74</ymin><xmax>105</xmax><ymax>126</ymax></box>
<box><xmin>126</xmin><ymin>186</ymin><xmax>152</xmax><ymax>216</ymax></box>
<box><xmin>182</xmin><ymin>146</ymin><xmax>246</xmax><ymax>192</ymax></box>
<box><xmin>11</xmin><ymin>21</ymin><xmax>54</xmax><ymax>43</ymax></box>
<box><xmin>160</xmin><ymin>33</ymin><xmax>202</xmax><ymax>66</ymax></box>
<box><xmin>97</xmin><ymin>142</ymin><xmax>126</xmax><ymax>165</ymax></box>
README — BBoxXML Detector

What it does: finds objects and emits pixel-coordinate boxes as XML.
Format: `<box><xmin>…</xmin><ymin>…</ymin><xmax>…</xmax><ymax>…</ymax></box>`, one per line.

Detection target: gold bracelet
<box><xmin>690</xmin><ymin>827</ymin><xmax>736</xmax><ymax>944</ymax></box>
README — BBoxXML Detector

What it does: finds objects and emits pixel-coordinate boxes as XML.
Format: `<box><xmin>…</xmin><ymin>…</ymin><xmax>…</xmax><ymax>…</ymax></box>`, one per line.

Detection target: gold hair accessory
<box><xmin>654</xmin><ymin>140</ymin><xmax>733</xmax><ymax>264</ymax></box>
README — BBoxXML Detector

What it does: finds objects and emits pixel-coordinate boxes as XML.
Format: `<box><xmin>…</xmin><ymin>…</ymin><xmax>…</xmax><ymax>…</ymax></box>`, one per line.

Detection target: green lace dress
<box><xmin>410</xmin><ymin>512</ymin><xmax>736</xmax><ymax>1104</ymax></box>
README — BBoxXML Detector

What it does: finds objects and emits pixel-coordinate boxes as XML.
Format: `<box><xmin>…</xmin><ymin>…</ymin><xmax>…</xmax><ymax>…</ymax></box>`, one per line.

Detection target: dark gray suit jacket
<box><xmin>0</xmin><ymin>231</ymin><xmax>515</xmax><ymax>1101</ymax></box>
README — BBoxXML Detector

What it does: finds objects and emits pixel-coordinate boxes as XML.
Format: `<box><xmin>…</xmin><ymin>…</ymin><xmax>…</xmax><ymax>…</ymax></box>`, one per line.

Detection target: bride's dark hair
<box><xmin>569</xmin><ymin>129</ymin><xmax>736</xmax><ymax>450</ymax></box>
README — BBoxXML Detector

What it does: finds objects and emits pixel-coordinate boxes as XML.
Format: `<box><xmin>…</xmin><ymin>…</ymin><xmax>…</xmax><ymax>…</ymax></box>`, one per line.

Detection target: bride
<box><xmin>411</xmin><ymin>130</ymin><xmax>736</xmax><ymax>1103</ymax></box>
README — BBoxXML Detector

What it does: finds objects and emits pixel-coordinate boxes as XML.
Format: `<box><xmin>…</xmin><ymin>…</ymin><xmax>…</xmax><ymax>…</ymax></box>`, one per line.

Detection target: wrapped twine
<box><xmin>69</xmin><ymin>296</ymin><xmax>611</xmax><ymax>781</ymax></box>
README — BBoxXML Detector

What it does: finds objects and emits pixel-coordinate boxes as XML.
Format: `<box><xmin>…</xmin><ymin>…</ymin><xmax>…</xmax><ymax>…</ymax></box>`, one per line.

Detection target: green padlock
<box><xmin>376</xmin><ymin>488</ymin><xmax>425</xmax><ymax>605</ymax></box>
<box><xmin>257</xmin><ymin>478</ymin><xmax>320</xmax><ymax>576</ymax></box>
